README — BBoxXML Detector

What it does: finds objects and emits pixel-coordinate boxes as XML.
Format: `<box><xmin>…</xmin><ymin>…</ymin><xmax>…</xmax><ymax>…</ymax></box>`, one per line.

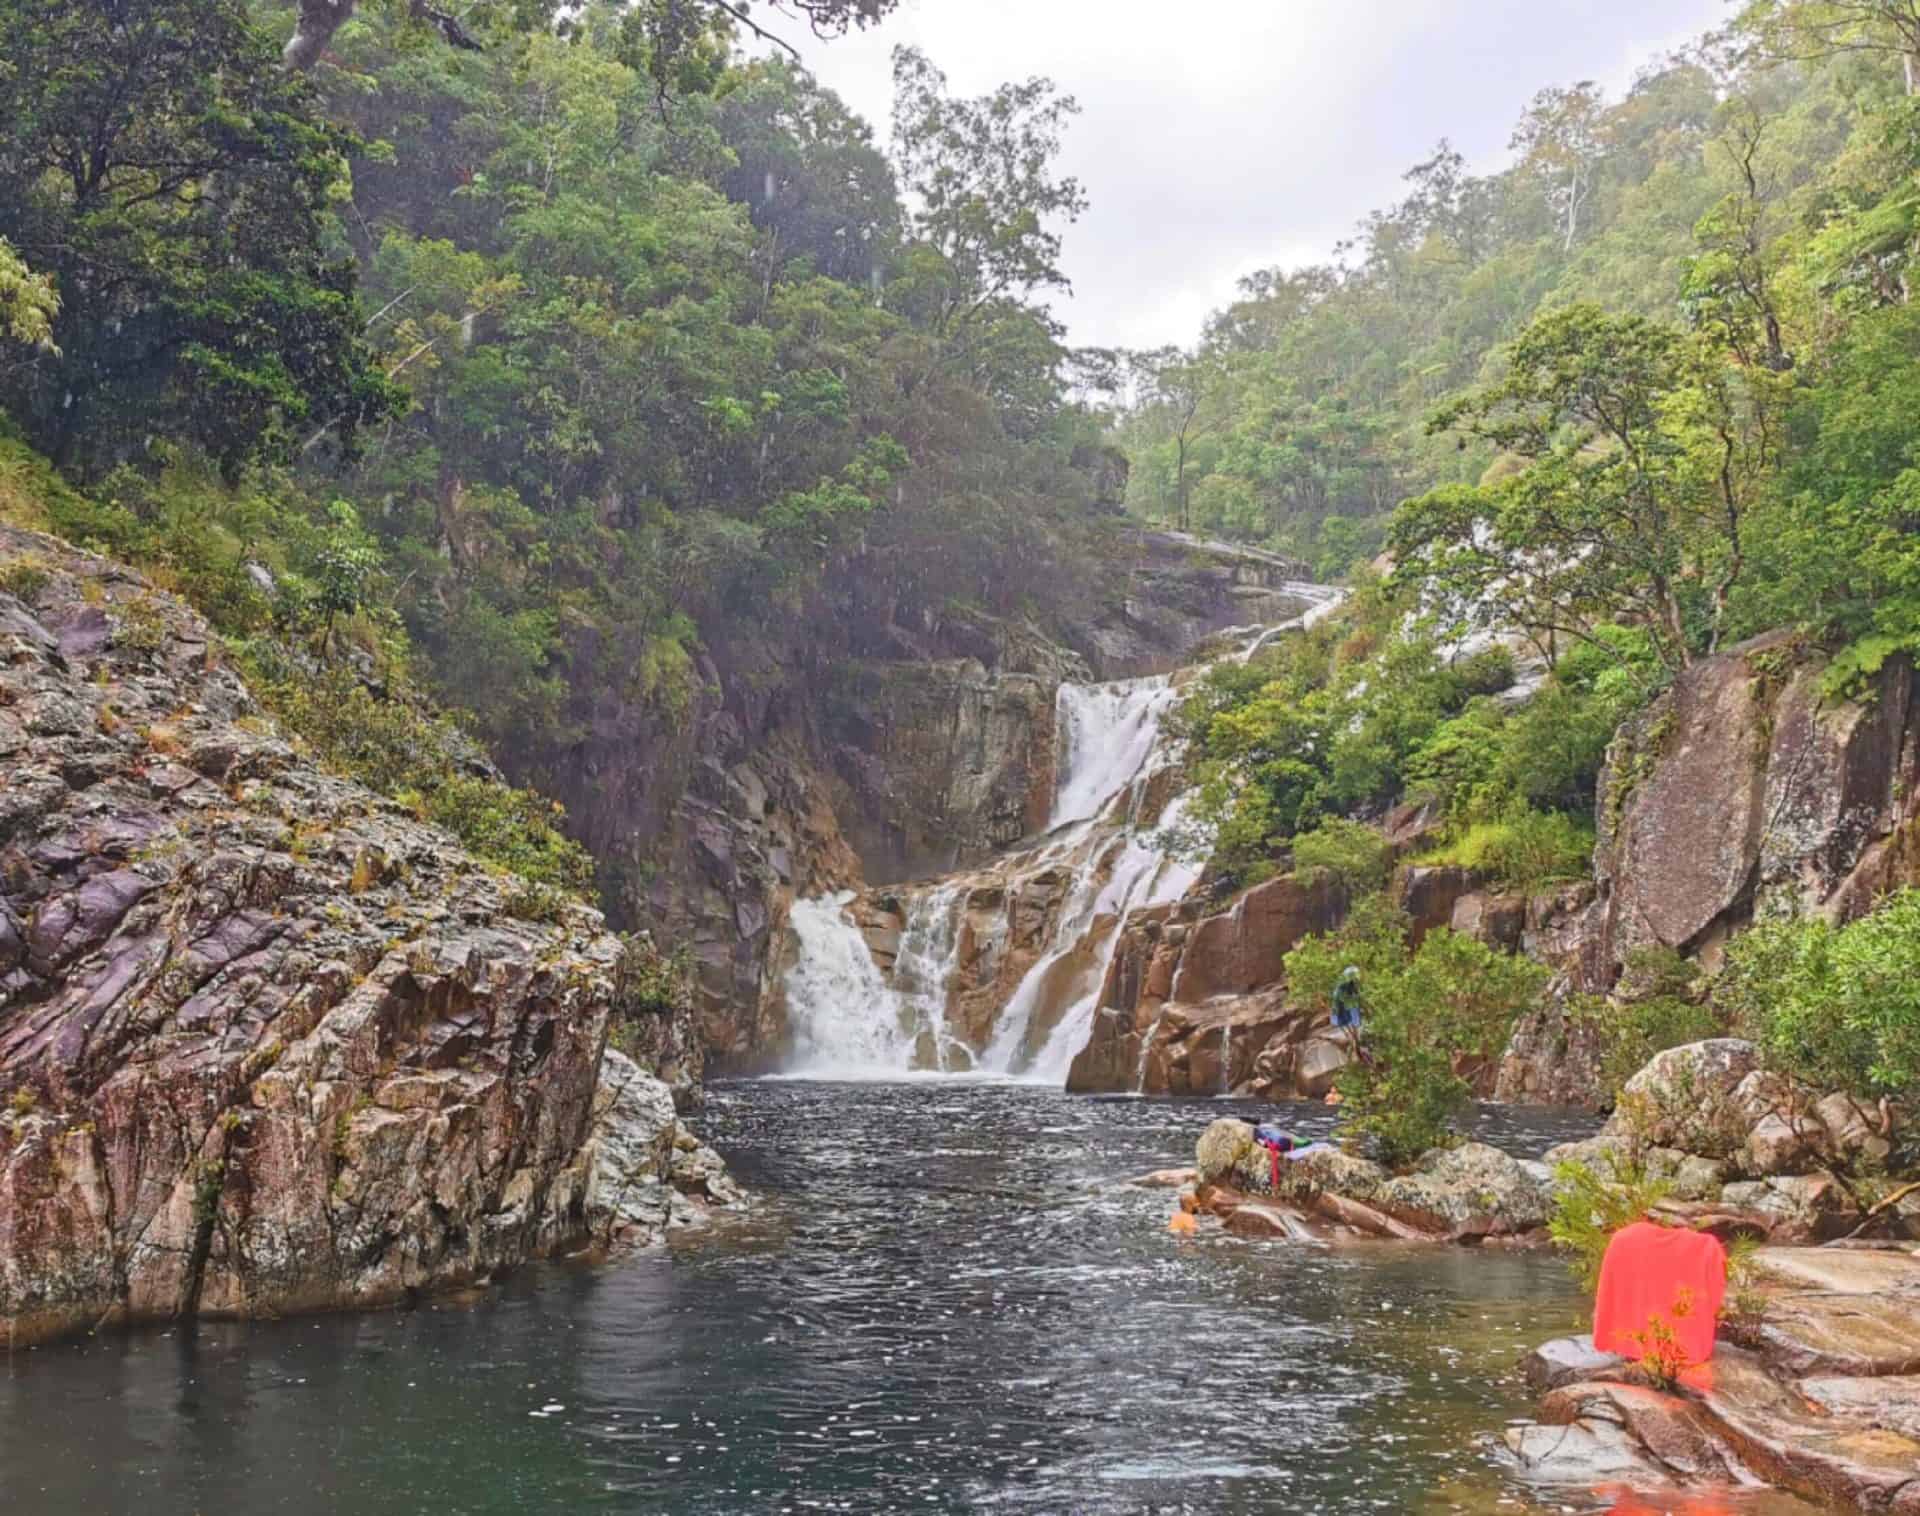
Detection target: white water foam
<box><xmin>1051</xmin><ymin>676</ymin><xmax>1179</xmax><ymax>828</ymax></box>
<box><xmin>780</xmin><ymin>583</ymin><xmax>1334</xmax><ymax>1084</ymax></box>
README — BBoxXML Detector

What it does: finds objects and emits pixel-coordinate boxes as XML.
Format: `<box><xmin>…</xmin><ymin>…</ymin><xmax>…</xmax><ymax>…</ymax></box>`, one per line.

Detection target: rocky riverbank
<box><xmin>1164</xmin><ymin>1038</ymin><xmax>1920</xmax><ymax>1510</ymax></box>
<box><xmin>1509</xmin><ymin>1247</ymin><xmax>1920</xmax><ymax>1510</ymax></box>
<box><xmin>0</xmin><ymin>527</ymin><xmax>738</xmax><ymax>1347</ymax></box>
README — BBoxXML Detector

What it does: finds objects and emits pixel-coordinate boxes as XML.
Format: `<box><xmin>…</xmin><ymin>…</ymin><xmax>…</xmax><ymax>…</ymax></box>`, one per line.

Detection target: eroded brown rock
<box><xmin>0</xmin><ymin>528</ymin><xmax>717</xmax><ymax>1346</ymax></box>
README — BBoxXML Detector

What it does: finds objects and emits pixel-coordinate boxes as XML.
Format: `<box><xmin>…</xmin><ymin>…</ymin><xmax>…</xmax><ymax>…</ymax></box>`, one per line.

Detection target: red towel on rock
<box><xmin>1593</xmin><ymin>1221</ymin><xmax>1726</xmax><ymax>1370</ymax></box>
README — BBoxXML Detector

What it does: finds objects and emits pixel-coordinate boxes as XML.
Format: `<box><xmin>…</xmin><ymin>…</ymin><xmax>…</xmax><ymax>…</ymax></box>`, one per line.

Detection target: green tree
<box><xmin>0</xmin><ymin>0</ymin><xmax>401</xmax><ymax>478</ymax></box>
<box><xmin>1392</xmin><ymin>305</ymin><xmax>1780</xmax><ymax>675</ymax></box>
<box><xmin>888</xmin><ymin>45</ymin><xmax>1087</xmax><ymax>336</ymax></box>
<box><xmin>0</xmin><ymin>240</ymin><xmax>56</xmax><ymax>350</ymax></box>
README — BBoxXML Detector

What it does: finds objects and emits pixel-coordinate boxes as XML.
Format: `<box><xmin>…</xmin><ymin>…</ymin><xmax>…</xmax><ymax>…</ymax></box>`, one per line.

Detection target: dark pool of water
<box><xmin>0</xmin><ymin>1085</ymin><xmax>1814</xmax><ymax>1514</ymax></box>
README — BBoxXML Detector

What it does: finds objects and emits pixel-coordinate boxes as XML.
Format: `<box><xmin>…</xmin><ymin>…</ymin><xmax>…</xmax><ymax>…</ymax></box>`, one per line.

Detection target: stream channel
<box><xmin>0</xmin><ymin>1080</ymin><xmax>1820</xmax><ymax>1515</ymax></box>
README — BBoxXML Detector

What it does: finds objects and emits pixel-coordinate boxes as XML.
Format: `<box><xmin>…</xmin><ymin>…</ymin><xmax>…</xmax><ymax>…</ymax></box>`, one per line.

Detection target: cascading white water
<box><xmin>1051</xmin><ymin>676</ymin><xmax>1180</xmax><ymax>828</ymax></box>
<box><xmin>779</xmin><ymin>577</ymin><xmax>1346</xmax><ymax>1083</ymax></box>
<box><xmin>782</xmin><ymin>887</ymin><xmax>969</xmax><ymax>1077</ymax></box>
<box><xmin>782</xmin><ymin>893</ymin><xmax>915</xmax><ymax>1075</ymax></box>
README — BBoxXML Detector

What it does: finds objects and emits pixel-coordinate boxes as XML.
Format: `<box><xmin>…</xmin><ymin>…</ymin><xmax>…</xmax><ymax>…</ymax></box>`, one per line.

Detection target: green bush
<box><xmin>234</xmin><ymin>645</ymin><xmax>594</xmax><ymax>894</ymax></box>
<box><xmin>1571</xmin><ymin>992</ymin><xmax>1726</xmax><ymax>1105</ymax></box>
<box><xmin>1548</xmin><ymin>1152</ymin><xmax>1673</xmax><ymax>1294</ymax></box>
<box><xmin>1290</xmin><ymin>817</ymin><xmax>1391</xmax><ymax>893</ymax></box>
<box><xmin>1418</xmin><ymin>807</ymin><xmax>1595</xmax><ymax>891</ymax></box>
<box><xmin>1287</xmin><ymin>907</ymin><xmax>1548</xmax><ymax>1168</ymax></box>
<box><xmin>1717</xmin><ymin>889</ymin><xmax>1920</xmax><ymax>1098</ymax></box>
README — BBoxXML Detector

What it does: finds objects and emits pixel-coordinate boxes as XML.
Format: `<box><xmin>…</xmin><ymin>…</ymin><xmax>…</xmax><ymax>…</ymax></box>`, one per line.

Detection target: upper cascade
<box><xmin>776</xmin><ymin>582</ymin><xmax>1345</xmax><ymax>1082</ymax></box>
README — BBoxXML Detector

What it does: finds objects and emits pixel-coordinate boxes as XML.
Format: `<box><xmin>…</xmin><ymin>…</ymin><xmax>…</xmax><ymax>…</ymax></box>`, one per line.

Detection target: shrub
<box><xmin>1420</xmin><ymin>807</ymin><xmax>1594</xmax><ymax>892</ymax></box>
<box><xmin>0</xmin><ymin>548</ymin><xmax>49</xmax><ymax>601</ymax></box>
<box><xmin>1717</xmin><ymin>889</ymin><xmax>1920</xmax><ymax>1098</ymax></box>
<box><xmin>1548</xmin><ymin>1152</ymin><xmax>1673</xmax><ymax>1293</ymax></box>
<box><xmin>1288</xmin><ymin>910</ymin><xmax>1547</xmax><ymax>1168</ymax></box>
<box><xmin>234</xmin><ymin>645</ymin><xmax>594</xmax><ymax>895</ymax></box>
<box><xmin>1290</xmin><ymin>817</ymin><xmax>1391</xmax><ymax>893</ymax></box>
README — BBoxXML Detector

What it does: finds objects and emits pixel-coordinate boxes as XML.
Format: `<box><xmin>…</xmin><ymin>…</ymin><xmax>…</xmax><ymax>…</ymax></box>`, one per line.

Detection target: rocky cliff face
<box><xmin>0</xmin><ymin>527</ymin><xmax>717</xmax><ymax>1347</ymax></box>
<box><xmin>1582</xmin><ymin>635</ymin><xmax>1920</xmax><ymax>989</ymax></box>
<box><xmin>1066</xmin><ymin>872</ymin><xmax>1351</xmax><ymax>1096</ymax></box>
<box><xmin>580</xmin><ymin>528</ymin><xmax>1317</xmax><ymax>1068</ymax></box>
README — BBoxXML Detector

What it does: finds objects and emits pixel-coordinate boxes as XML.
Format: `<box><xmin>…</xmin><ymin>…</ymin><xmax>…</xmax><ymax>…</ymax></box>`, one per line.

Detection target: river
<box><xmin>0</xmin><ymin>1080</ymin><xmax>1818</xmax><ymax>1514</ymax></box>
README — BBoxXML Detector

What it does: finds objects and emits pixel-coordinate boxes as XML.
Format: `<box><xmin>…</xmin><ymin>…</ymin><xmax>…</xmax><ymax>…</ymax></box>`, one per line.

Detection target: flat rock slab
<box><xmin>1542</xmin><ymin>1380</ymin><xmax>1753</xmax><ymax>1482</ymax></box>
<box><xmin>1702</xmin><ymin>1347</ymin><xmax>1920</xmax><ymax>1508</ymax></box>
<box><xmin>1802</xmin><ymin>1375</ymin><xmax>1920</xmax><ymax>1441</ymax></box>
<box><xmin>1755</xmin><ymin>1292</ymin><xmax>1920</xmax><ymax>1377</ymax></box>
<box><xmin>1754</xmin><ymin>1246</ymin><xmax>1920</xmax><ymax>1296</ymax></box>
<box><xmin>1504</xmin><ymin>1418</ymin><xmax>1689</xmax><ymax>1486</ymax></box>
<box><xmin>1130</xmin><ymin>1167</ymin><xmax>1197</xmax><ymax>1189</ymax></box>
<box><xmin>1224</xmin><ymin>1202</ymin><xmax>1322</xmax><ymax>1242</ymax></box>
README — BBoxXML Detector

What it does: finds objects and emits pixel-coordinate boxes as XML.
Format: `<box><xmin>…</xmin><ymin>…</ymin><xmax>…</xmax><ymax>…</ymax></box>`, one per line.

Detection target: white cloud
<box><xmin>756</xmin><ymin>0</ymin><xmax>1726</xmax><ymax>350</ymax></box>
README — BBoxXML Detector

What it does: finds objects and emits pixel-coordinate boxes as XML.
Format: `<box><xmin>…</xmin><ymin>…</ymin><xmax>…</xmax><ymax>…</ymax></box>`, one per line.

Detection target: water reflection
<box><xmin>0</xmin><ymin>1084</ymin><xmax>1813</xmax><ymax>1514</ymax></box>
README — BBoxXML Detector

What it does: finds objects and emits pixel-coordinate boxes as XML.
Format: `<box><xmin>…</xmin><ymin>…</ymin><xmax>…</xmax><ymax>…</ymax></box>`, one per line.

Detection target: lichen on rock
<box><xmin>0</xmin><ymin>527</ymin><xmax>735</xmax><ymax>1346</ymax></box>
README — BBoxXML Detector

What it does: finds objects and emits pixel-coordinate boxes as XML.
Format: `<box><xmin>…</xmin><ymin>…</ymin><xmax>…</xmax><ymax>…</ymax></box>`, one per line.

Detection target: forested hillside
<box><xmin>1116</xmin><ymin>1</ymin><xmax>1920</xmax><ymax>634</ymax></box>
<box><xmin>1135</xmin><ymin>1</ymin><xmax>1920</xmax><ymax>1139</ymax></box>
<box><xmin>0</xmin><ymin>0</ymin><xmax>1123</xmax><ymax>920</ymax></box>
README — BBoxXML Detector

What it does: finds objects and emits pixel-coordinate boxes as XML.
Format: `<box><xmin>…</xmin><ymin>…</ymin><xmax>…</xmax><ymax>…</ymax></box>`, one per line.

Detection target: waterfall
<box><xmin>782</xmin><ymin>888</ymin><xmax>968</xmax><ymax>1077</ymax></box>
<box><xmin>782</xmin><ymin>894</ymin><xmax>912</xmax><ymax>1076</ymax></box>
<box><xmin>1051</xmin><ymin>676</ymin><xmax>1179</xmax><ymax>828</ymax></box>
<box><xmin>987</xmin><ymin>794</ymin><xmax>1200</xmax><ymax>1082</ymax></box>
<box><xmin>777</xmin><ymin>579</ymin><xmax>1343</xmax><ymax>1084</ymax></box>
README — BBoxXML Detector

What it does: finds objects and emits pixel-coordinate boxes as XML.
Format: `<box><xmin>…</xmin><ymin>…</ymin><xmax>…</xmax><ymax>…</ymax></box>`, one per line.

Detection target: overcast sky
<box><xmin>757</xmin><ymin>0</ymin><xmax>1728</xmax><ymax>351</ymax></box>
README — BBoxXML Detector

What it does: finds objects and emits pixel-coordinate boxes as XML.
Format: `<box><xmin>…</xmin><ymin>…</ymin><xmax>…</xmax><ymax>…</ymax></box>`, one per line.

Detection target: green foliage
<box><xmin>1289</xmin><ymin>817</ymin><xmax>1391</xmax><ymax>894</ymax></box>
<box><xmin>1571</xmin><ymin>991</ymin><xmax>1726</xmax><ymax>1105</ymax></box>
<box><xmin>1417</xmin><ymin>808</ymin><xmax>1595</xmax><ymax>892</ymax></box>
<box><xmin>0</xmin><ymin>0</ymin><xmax>402</xmax><ymax>477</ymax></box>
<box><xmin>0</xmin><ymin>237</ymin><xmax>55</xmax><ymax>350</ymax></box>
<box><xmin>1174</xmin><ymin>580</ymin><xmax>1636</xmax><ymax>886</ymax></box>
<box><xmin>1548</xmin><ymin>1152</ymin><xmax>1674</xmax><ymax>1294</ymax></box>
<box><xmin>1286</xmin><ymin>904</ymin><xmax>1548</xmax><ymax>1168</ymax></box>
<box><xmin>1717</xmin><ymin>889</ymin><xmax>1920</xmax><ymax>1099</ymax></box>
<box><xmin>616</xmin><ymin>935</ymin><xmax>692</xmax><ymax>1020</ymax></box>
<box><xmin>231</xmin><ymin>642</ymin><xmax>594</xmax><ymax>893</ymax></box>
<box><xmin>1394</xmin><ymin>303</ymin><xmax>1787</xmax><ymax>677</ymax></box>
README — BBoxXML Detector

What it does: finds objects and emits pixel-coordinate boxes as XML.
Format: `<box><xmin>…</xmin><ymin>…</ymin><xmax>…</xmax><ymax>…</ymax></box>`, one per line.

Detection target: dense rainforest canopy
<box><xmin>0</xmin><ymin>0</ymin><xmax>1120</xmax><ymax>894</ymax></box>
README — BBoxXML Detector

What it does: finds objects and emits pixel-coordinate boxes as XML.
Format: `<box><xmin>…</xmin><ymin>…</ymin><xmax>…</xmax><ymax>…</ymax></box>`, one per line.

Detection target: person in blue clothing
<box><xmin>1330</xmin><ymin>965</ymin><xmax>1374</xmax><ymax>1068</ymax></box>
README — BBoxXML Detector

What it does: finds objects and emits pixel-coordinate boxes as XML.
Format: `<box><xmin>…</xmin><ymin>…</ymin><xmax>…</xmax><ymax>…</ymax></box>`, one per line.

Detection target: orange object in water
<box><xmin>1323</xmin><ymin>1089</ymin><xmax>1344</xmax><ymax>1107</ymax></box>
<box><xmin>1593</xmin><ymin>1221</ymin><xmax>1726</xmax><ymax>1372</ymax></box>
<box><xmin>1167</xmin><ymin>1210</ymin><xmax>1197</xmax><ymax>1236</ymax></box>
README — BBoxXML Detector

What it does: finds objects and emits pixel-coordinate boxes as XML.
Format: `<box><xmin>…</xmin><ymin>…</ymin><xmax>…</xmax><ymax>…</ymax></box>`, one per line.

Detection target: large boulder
<box><xmin>1603</xmin><ymin>1039</ymin><xmax>1764</xmax><ymax>1160</ymax></box>
<box><xmin>1583</xmin><ymin>637</ymin><xmax>1920</xmax><ymax>991</ymax></box>
<box><xmin>0</xmin><ymin>527</ymin><xmax>706</xmax><ymax>1347</ymax></box>
<box><xmin>580</xmin><ymin>1049</ymin><xmax>680</xmax><ymax>1245</ymax></box>
<box><xmin>1374</xmin><ymin>1142</ymin><xmax>1554</xmax><ymax>1240</ymax></box>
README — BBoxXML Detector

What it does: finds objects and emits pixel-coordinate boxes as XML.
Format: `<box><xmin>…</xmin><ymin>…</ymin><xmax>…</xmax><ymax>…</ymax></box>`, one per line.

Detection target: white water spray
<box><xmin>778</xmin><ymin>579</ymin><xmax>1340</xmax><ymax>1083</ymax></box>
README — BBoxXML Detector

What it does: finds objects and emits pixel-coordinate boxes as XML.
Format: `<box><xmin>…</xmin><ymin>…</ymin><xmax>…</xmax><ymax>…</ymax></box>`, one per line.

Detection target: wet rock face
<box><xmin>0</xmin><ymin>528</ymin><xmax>699</xmax><ymax>1346</ymax></box>
<box><xmin>821</xmin><ymin>660</ymin><xmax>1062</xmax><ymax>886</ymax></box>
<box><xmin>1512</xmin><ymin>1250</ymin><xmax>1920</xmax><ymax>1512</ymax></box>
<box><xmin>1585</xmin><ymin>636</ymin><xmax>1920</xmax><ymax>991</ymax></box>
<box><xmin>1067</xmin><ymin>873</ymin><xmax>1348</xmax><ymax>1096</ymax></box>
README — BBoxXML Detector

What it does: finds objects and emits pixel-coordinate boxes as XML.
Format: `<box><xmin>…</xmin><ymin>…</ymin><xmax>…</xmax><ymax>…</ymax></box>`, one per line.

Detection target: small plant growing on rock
<box><xmin>1627</xmin><ymin>1289</ymin><xmax>1697</xmax><ymax>1391</ymax></box>
<box><xmin>8</xmin><ymin>1087</ymin><xmax>37</xmax><ymax>1116</ymax></box>
<box><xmin>114</xmin><ymin>593</ymin><xmax>170</xmax><ymax>656</ymax></box>
<box><xmin>0</xmin><ymin>550</ymin><xmax>50</xmax><ymax>601</ymax></box>
<box><xmin>1548</xmin><ymin>1152</ymin><xmax>1673</xmax><ymax>1293</ymax></box>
